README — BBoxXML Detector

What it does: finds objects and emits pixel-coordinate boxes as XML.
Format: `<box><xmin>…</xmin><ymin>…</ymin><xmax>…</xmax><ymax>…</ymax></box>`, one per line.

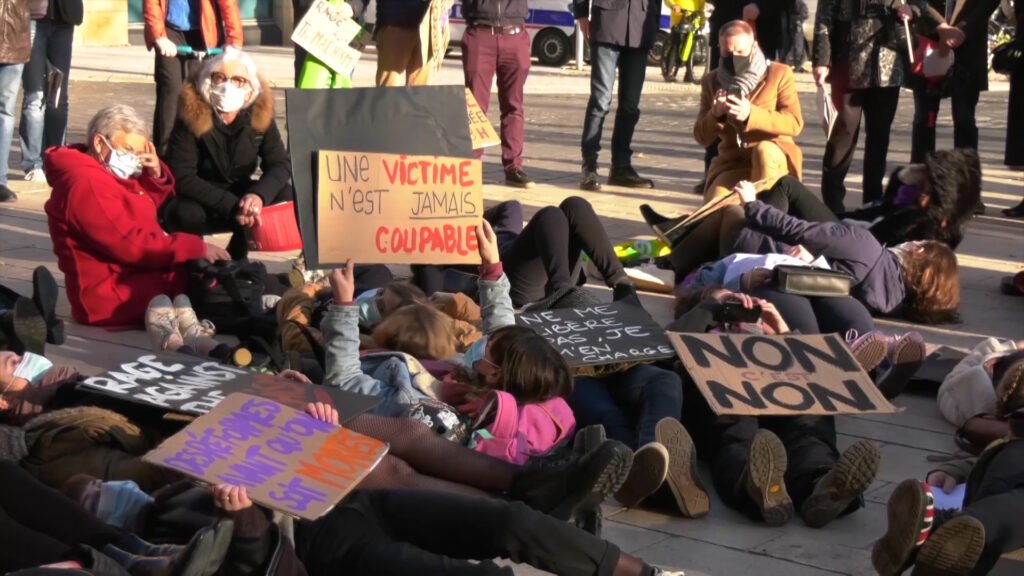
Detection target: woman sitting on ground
<box><xmin>663</xmin><ymin>180</ymin><xmax>962</xmax><ymax>324</ymax></box>
<box><xmin>163</xmin><ymin>48</ymin><xmax>292</xmax><ymax>261</ymax></box>
<box><xmin>44</xmin><ymin>104</ymin><xmax>230</xmax><ymax>328</ymax></box>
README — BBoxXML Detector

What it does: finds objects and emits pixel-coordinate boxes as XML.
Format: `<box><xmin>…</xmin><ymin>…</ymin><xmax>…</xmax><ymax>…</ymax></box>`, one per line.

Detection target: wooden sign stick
<box><xmin>900</xmin><ymin>0</ymin><xmax>915</xmax><ymax>64</ymax></box>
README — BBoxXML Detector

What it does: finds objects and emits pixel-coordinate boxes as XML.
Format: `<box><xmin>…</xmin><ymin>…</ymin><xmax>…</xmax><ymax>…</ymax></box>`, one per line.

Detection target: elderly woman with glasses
<box><xmin>162</xmin><ymin>48</ymin><xmax>292</xmax><ymax>261</ymax></box>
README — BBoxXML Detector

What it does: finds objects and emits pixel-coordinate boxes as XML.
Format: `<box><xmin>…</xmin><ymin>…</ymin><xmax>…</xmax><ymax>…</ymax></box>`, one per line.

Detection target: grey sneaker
<box><xmin>146</xmin><ymin>295</ymin><xmax>183</xmax><ymax>352</ymax></box>
<box><xmin>615</xmin><ymin>442</ymin><xmax>670</xmax><ymax>508</ymax></box>
<box><xmin>173</xmin><ymin>294</ymin><xmax>216</xmax><ymax>349</ymax></box>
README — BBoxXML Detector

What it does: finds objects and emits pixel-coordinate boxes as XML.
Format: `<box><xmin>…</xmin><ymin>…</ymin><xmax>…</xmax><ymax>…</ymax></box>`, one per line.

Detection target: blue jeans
<box><xmin>0</xmin><ymin>62</ymin><xmax>25</xmax><ymax>187</ymax></box>
<box><xmin>20</xmin><ymin>18</ymin><xmax>75</xmax><ymax>171</ymax></box>
<box><xmin>569</xmin><ymin>364</ymin><xmax>683</xmax><ymax>449</ymax></box>
<box><xmin>580</xmin><ymin>43</ymin><xmax>648</xmax><ymax>170</ymax></box>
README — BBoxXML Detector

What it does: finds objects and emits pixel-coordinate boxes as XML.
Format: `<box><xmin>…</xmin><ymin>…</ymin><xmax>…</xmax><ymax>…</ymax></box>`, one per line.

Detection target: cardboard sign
<box><xmin>78</xmin><ymin>354</ymin><xmax>381</xmax><ymax>422</ymax></box>
<box><xmin>517</xmin><ymin>301</ymin><xmax>676</xmax><ymax>367</ymax></box>
<box><xmin>315</xmin><ymin>150</ymin><xmax>483</xmax><ymax>265</ymax></box>
<box><xmin>144</xmin><ymin>393</ymin><xmax>388</xmax><ymax>520</ymax></box>
<box><xmin>670</xmin><ymin>332</ymin><xmax>898</xmax><ymax>416</ymax></box>
<box><xmin>465</xmin><ymin>89</ymin><xmax>500</xmax><ymax>150</ymax></box>
<box><xmin>290</xmin><ymin>0</ymin><xmax>367</xmax><ymax>76</ymax></box>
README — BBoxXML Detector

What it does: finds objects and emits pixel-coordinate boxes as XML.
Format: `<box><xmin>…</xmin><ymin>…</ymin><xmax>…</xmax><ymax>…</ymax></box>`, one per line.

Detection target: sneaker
<box><xmin>24</xmin><ymin>168</ymin><xmax>45</xmax><ymax>182</ymax></box>
<box><xmin>172</xmin><ymin>294</ymin><xmax>216</xmax><ymax>348</ymax></box>
<box><xmin>912</xmin><ymin>516</ymin><xmax>986</xmax><ymax>576</ymax></box>
<box><xmin>800</xmin><ymin>440</ymin><xmax>881</xmax><ymax>528</ymax></box>
<box><xmin>505</xmin><ymin>167</ymin><xmax>535</xmax><ymax>189</ymax></box>
<box><xmin>0</xmin><ymin>185</ymin><xmax>17</xmax><ymax>203</ymax></box>
<box><xmin>614</xmin><ymin>442</ymin><xmax>670</xmax><ymax>508</ymax></box>
<box><xmin>608</xmin><ymin>166</ymin><xmax>654</xmax><ymax>189</ymax></box>
<box><xmin>580</xmin><ymin>167</ymin><xmax>602</xmax><ymax>192</ymax></box>
<box><xmin>656</xmin><ymin>418</ymin><xmax>710</xmax><ymax>518</ymax></box>
<box><xmin>844</xmin><ymin>329</ymin><xmax>889</xmax><ymax>373</ymax></box>
<box><xmin>872</xmin><ymin>479</ymin><xmax>936</xmax><ymax>576</ymax></box>
<box><xmin>510</xmin><ymin>439</ymin><xmax>633</xmax><ymax>521</ymax></box>
<box><xmin>995</xmin><ymin>356</ymin><xmax>1024</xmax><ymax>416</ymax></box>
<box><xmin>744</xmin><ymin>429</ymin><xmax>793</xmax><ymax>526</ymax></box>
<box><xmin>877</xmin><ymin>332</ymin><xmax>926</xmax><ymax>399</ymax></box>
<box><xmin>145</xmin><ymin>295</ymin><xmax>183</xmax><ymax>352</ymax></box>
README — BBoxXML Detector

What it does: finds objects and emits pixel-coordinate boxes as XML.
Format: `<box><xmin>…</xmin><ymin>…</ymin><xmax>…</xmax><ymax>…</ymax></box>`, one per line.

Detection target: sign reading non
<box><xmin>316</xmin><ymin>150</ymin><xmax>483</xmax><ymax>265</ymax></box>
<box><xmin>517</xmin><ymin>301</ymin><xmax>676</xmax><ymax>367</ymax></box>
<box><xmin>79</xmin><ymin>354</ymin><xmax>380</xmax><ymax>421</ymax></box>
<box><xmin>145</xmin><ymin>393</ymin><xmax>388</xmax><ymax>520</ymax></box>
<box><xmin>291</xmin><ymin>0</ymin><xmax>366</xmax><ymax>76</ymax></box>
<box><xmin>670</xmin><ymin>333</ymin><xmax>898</xmax><ymax>416</ymax></box>
<box><xmin>465</xmin><ymin>89</ymin><xmax>500</xmax><ymax>150</ymax></box>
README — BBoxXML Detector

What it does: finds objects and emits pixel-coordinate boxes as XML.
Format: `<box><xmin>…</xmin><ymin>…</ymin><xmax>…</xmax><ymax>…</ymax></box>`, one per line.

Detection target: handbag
<box><xmin>771</xmin><ymin>265</ymin><xmax>853</xmax><ymax>297</ymax></box>
<box><xmin>186</xmin><ymin>259</ymin><xmax>269</xmax><ymax>337</ymax></box>
<box><xmin>992</xmin><ymin>39</ymin><xmax>1024</xmax><ymax>76</ymax></box>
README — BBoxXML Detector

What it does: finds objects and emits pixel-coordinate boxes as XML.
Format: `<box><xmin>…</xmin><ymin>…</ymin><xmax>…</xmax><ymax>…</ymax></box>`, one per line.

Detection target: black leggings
<box><xmin>758</xmin><ymin>176</ymin><xmax>838</xmax><ymax>224</ymax></box>
<box><xmin>751</xmin><ymin>287</ymin><xmax>875</xmax><ymax>336</ymax></box>
<box><xmin>0</xmin><ymin>462</ymin><xmax>127</xmax><ymax>572</ymax></box>
<box><xmin>296</xmin><ymin>490</ymin><xmax>621</xmax><ymax>576</ymax></box>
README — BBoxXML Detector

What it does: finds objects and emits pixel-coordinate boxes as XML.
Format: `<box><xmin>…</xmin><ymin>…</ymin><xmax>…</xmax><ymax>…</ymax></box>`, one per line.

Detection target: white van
<box><xmin>448</xmin><ymin>0</ymin><xmax>579</xmax><ymax>66</ymax></box>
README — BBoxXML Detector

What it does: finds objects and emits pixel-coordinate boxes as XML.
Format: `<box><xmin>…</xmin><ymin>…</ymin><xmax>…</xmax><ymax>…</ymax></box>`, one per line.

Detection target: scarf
<box><xmin>716</xmin><ymin>45</ymin><xmax>769</xmax><ymax>98</ymax></box>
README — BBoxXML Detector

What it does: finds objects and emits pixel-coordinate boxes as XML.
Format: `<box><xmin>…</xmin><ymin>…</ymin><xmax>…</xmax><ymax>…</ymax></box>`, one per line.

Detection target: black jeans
<box><xmin>960</xmin><ymin>441</ymin><xmax>1024</xmax><ymax>575</ymax></box>
<box><xmin>751</xmin><ymin>287</ymin><xmax>875</xmax><ymax>336</ymax></box>
<box><xmin>758</xmin><ymin>175</ymin><xmax>839</xmax><ymax>223</ymax></box>
<box><xmin>153</xmin><ymin>28</ymin><xmax>206</xmax><ymax>155</ymax></box>
<box><xmin>160</xmin><ymin>183</ymin><xmax>294</xmax><ymax>260</ymax></box>
<box><xmin>909</xmin><ymin>80</ymin><xmax>981</xmax><ymax>163</ymax></box>
<box><xmin>821</xmin><ymin>85</ymin><xmax>901</xmax><ymax>213</ymax></box>
<box><xmin>295</xmin><ymin>490</ymin><xmax>621</xmax><ymax>576</ymax></box>
<box><xmin>0</xmin><ymin>462</ymin><xmax>126</xmax><ymax>572</ymax></box>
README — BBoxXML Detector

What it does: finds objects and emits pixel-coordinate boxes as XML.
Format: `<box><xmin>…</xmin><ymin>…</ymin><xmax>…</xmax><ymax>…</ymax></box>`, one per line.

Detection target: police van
<box><xmin>448</xmin><ymin>0</ymin><xmax>579</xmax><ymax>66</ymax></box>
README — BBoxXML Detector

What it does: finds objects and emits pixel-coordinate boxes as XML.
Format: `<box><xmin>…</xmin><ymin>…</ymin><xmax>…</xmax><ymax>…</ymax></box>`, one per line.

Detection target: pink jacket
<box><xmin>471</xmin><ymin>391</ymin><xmax>575</xmax><ymax>465</ymax></box>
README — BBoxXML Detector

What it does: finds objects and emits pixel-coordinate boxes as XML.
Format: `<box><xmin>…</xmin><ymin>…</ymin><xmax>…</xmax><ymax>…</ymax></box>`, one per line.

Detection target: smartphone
<box><xmin>713</xmin><ymin>301</ymin><xmax>763</xmax><ymax>324</ymax></box>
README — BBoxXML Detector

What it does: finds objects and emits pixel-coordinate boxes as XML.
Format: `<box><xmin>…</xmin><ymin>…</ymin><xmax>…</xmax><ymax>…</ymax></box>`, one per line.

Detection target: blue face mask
<box><xmin>355</xmin><ymin>289</ymin><xmax>382</xmax><ymax>329</ymax></box>
<box><xmin>12</xmin><ymin>353</ymin><xmax>53</xmax><ymax>386</ymax></box>
<box><xmin>463</xmin><ymin>336</ymin><xmax>489</xmax><ymax>379</ymax></box>
<box><xmin>96</xmin><ymin>480</ymin><xmax>154</xmax><ymax>529</ymax></box>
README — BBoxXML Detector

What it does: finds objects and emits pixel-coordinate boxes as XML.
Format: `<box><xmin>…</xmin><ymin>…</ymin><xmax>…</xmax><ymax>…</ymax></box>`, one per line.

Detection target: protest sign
<box><xmin>290</xmin><ymin>0</ymin><xmax>367</xmax><ymax>76</ymax></box>
<box><xmin>78</xmin><ymin>354</ymin><xmax>380</xmax><ymax>422</ymax></box>
<box><xmin>670</xmin><ymin>332</ymin><xmax>898</xmax><ymax>416</ymax></box>
<box><xmin>286</xmin><ymin>86</ymin><xmax>473</xmax><ymax>269</ymax></box>
<box><xmin>315</xmin><ymin>150</ymin><xmax>483</xmax><ymax>265</ymax></box>
<box><xmin>465</xmin><ymin>89</ymin><xmax>500</xmax><ymax>150</ymax></box>
<box><xmin>145</xmin><ymin>393</ymin><xmax>388</xmax><ymax>520</ymax></box>
<box><xmin>517</xmin><ymin>301</ymin><xmax>676</xmax><ymax>367</ymax></box>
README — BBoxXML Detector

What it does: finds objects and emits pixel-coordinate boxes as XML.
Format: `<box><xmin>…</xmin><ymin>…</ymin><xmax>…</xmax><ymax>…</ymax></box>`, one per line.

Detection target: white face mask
<box><xmin>101</xmin><ymin>136</ymin><xmax>142</xmax><ymax>179</ymax></box>
<box><xmin>209</xmin><ymin>82</ymin><xmax>248</xmax><ymax>113</ymax></box>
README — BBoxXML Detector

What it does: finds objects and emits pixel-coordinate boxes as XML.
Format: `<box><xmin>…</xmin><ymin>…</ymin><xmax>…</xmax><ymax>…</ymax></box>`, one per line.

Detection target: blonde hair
<box><xmin>372</xmin><ymin>304</ymin><xmax>458</xmax><ymax>360</ymax></box>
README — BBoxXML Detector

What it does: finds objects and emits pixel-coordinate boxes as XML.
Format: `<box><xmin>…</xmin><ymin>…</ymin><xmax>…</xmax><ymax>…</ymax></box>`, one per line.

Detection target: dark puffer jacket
<box><xmin>376</xmin><ymin>0</ymin><xmax>431</xmax><ymax>28</ymax></box>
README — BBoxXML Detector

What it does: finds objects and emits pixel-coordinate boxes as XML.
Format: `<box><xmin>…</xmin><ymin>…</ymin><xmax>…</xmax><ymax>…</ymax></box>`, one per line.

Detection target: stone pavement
<box><xmin>2</xmin><ymin>49</ymin><xmax>1023</xmax><ymax>575</ymax></box>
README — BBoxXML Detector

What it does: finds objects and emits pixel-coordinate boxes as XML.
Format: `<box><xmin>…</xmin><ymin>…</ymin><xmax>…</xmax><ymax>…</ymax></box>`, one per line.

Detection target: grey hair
<box><xmin>86</xmin><ymin>104</ymin><xmax>149</xmax><ymax>143</ymax></box>
<box><xmin>195</xmin><ymin>48</ymin><xmax>262</xmax><ymax>108</ymax></box>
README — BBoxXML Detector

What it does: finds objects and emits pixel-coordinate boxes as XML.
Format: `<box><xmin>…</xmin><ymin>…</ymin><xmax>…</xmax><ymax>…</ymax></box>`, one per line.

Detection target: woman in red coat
<box><xmin>44</xmin><ymin>104</ymin><xmax>229</xmax><ymax>327</ymax></box>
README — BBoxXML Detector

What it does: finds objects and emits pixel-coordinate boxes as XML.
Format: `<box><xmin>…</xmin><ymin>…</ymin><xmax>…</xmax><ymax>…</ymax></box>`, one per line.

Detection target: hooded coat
<box><xmin>44</xmin><ymin>145</ymin><xmax>207</xmax><ymax>327</ymax></box>
<box><xmin>164</xmin><ymin>75</ymin><xmax>292</xmax><ymax>221</ymax></box>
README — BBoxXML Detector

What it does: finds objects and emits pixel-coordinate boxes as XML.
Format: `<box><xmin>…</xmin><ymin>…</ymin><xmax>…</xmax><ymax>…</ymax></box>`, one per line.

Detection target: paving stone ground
<box><xmin>1</xmin><ymin>47</ymin><xmax>1022</xmax><ymax>576</ymax></box>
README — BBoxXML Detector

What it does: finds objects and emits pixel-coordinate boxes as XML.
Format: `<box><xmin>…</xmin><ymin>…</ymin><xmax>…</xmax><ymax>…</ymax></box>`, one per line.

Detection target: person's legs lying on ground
<box><xmin>757</xmin><ymin>175</ymin><xmax>838</xmax><ymax>223</ymax></box>
<box><xmin>500</xmin><ymin>205</ymin><xmax>576</xmax><ymax>306</ymax></box>
<box><xmin>666</xmin><ymin>204</ymin><xmax>746</xmax><ymax>277</ymax></box>
<box><xmin>0</xmin><ymin>507</ymin><xmax>74</xmax><ymax>572</ymax></box>
<box><xmin>807</xmin><ymin>295</ymin><xmax>874</xmax><ymax>335</ymax></box>
<box><xmin>749</xmin><ymin>141</ymin><xmax>791</xmax><ymax>190</ymax></box>
<box><xmin>570</xmin><ymin>376</ymin><xmax>639</xmax><ymax>448</ymax></box>
<box><xmin>751</xmin><ymin>287</ymin><xmax>822</xmax><ymax>333</ymax></box>
<box><xmin>707</xmin><ymin>415</ymin><xmax>765</xmax><ymax>517</ymax></box>
<box><xmin>958</xmin><ymin>489</ymin><xmax>1024</xmax><ymax>575</ymax></box>
<box><xmin>559</xmin><ymin>196</ymin><xmax>630</xmax><ymax>291</ymax></box>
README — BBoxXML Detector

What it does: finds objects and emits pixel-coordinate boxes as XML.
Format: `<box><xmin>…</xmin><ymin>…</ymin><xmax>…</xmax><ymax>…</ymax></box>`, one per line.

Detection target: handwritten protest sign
<box><xmin>290</xmin><ymin>0</ymin><xmax>367</xmax><ymax>76</ymax></box>
<box><xmin>316</xmin><ymin>151</ymin><xmax>483</xmax><ymax>266</ymax></box>
<box><xmin>145</xmin><ymin>393</ymin><xmax>388</xmax><ymax>520</ymax></box>
<box><xmin>517</xmin><ymin>301</ymin><xmax>676</xmax><ymax>367</ymax></box>
<box><xmin>78</xmin><ymin>354</ymin><xmax>380</xmax><ymax>422</ymax></box>
<box><xmin>670</xmin><ymin>333</ymin><xmax>898</xmax><ymax>416</ymax></box>
<box><xmin>465</xmin><ymin>89</ymin><xmax>500</xmax><ymax>150</ymax></box>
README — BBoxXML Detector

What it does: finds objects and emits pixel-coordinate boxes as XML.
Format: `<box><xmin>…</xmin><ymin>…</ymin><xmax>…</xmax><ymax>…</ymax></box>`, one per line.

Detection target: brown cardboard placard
<box><xmin>669</xmin><ymin>332</ymin><xmax>898</xmax><ymax>416</ymax></box>
<box><xmin>315</xmin><ymin>150</ymin><xmax>483</xmax><ymax>265</ymax></box>
<box><xmin>465</xmin><ymin>89</ymin><xmax>500</xmax><ymax>150</ymax></box>
<box><xmin>144</xmin><ymin>393</ymin><xmax>388</xmax><ymax>521</ymax></box>
<box><xmin>290</xmin><ymin>0</ymin><xmax>366</xmax><ymax>76</ymax></box>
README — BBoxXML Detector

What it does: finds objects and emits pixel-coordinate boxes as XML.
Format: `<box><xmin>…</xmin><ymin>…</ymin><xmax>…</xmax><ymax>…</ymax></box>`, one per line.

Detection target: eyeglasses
<box><xmin>210</xmin><ymin>72</ymin><xmax>251</xmax><ymax>89</ymax></box>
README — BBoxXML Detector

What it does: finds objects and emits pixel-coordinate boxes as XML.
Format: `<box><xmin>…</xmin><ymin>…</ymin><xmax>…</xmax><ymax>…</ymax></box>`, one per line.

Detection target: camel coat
<box><xmin>694</xmin><ymin>63</ymin><xmax>804</xmax><ymax>196</ymax></box>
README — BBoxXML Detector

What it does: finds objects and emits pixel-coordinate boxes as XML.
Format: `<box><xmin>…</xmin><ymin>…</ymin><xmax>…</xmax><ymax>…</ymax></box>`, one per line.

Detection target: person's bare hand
<box><xmin>577</xmin><ymin>18</ymin><xmax>591</xmax><ymax>42</ymax></box>
<box><xmin>212</xmin><ymin>485</ymin><xmax>253</xmax><ymax>512</ymax></box>
<box><xmin>786</xmin><ymin>244</ymin><xmax>815</xmax><ymax>263</ymax></box>
<box><xmin>926</xmin><ymin>471</ymin><xmax>958</xmax><ymax>494</ymax></box>
<box><xmin>329</xmin><ymin>259</ymin><xmax>356</xmax><ymax>303</ymax></box>
<box><xmin>734</xmin><ymin>180</ymin><xmax>758</xmax><ymax>204</ymax></box>
<box><xmin>717</xmin><ymin>290</ymin><xmax>757</xmax><ymax>310</ymax></box>
<box><xmin>937</xmin><ymin>24</ymin><xmax>966</xmax><ymax>48</ymax></box>
<box><xmin>711</xmin><ymin>90</ymin><xmax>730</xmax><ymax>118</ymax></box>
<box><xmin>278</xmin><ymin>369</ymin><xmax>311</xmax><ymax>384</ymax></box>
<box><xmin>742</xmin><ymin>2</ymin><xmax>760</xmax><ymax>21</ymax></box>
<box><xmin>813</xmin><ymin>65</ymin><xmax>830</xmax><ymax>86</ymax></box>
<box><xmin>138</xmin><ymin>141</ymin><xmax>161</xmax><ymax>179</ymax></box>
<box><xmin>305</xmin><ymin>402</ymin><xmax>340</xmax><ymax>426</ymax></box>
<box><xmin>205</xmin><ymin>243</ymin><xmax>231</xmax><ymax>262</ymax></box>
<box><xmin>897</xmin><ymin>3</ymin><xmax>913</xmax><ymax>21</ymax></box>
<box><xmin>758</xmin><ymin>300</ymin><xmax>789</xmax><ymax>334</ymax></box>
<box><xmin>236</xmin><ymin>194</ymin><xmax>264</xmax><ymax>228</ymax></box>
<box><xmin>155</xmin><ymin>36</ymin><xmax>178</xmax><ymax>58</ymax></box>
<box><xmin>336</xmin><ymin>1</ymin><xmax>354</xmax><ymax>19</ymax></box>
<box><xmin>476</xmin><ymin>220</ymin><xmax>500</xmax><ymax>266</ymax></box>
<box><xmin>726</xmin><ymin>94</ymin><xmax>752</xmax><ymax>122</ymax></box>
